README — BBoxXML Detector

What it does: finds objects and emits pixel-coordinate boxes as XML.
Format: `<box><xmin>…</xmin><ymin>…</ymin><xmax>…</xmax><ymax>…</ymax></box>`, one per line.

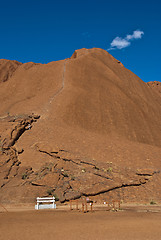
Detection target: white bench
<box><xmin>35</xmin><ymin>197</ymin><xmax>56</xmax><ymax>210</ymax></box>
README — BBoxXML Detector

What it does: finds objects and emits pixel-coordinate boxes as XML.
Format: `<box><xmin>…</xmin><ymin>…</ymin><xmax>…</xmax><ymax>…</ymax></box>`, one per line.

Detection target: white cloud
<box><xmin>126</xmin><ymin>30</ymin><xmax>144</xmax><ymax>40</ymax></box>
<box><xmin>108</xmin><ymin>30</ymin><xmax>144</xmax><ymax>51</ymax></box>
<box><xmin>110</xmin><ymin>37</ymin><xmax>131</xmax><ymax>49</ymax></box>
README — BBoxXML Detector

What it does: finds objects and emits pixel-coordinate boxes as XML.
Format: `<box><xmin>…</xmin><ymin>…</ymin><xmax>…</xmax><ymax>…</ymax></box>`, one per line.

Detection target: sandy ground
<box><xmin>1</xmin><ymin>204</ymin><xmax>161</xmax><ymax>240</ymax></box>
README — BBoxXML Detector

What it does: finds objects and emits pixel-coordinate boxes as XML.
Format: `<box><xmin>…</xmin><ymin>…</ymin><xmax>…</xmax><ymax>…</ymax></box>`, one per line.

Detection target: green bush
<box><xmin>47</xmin><ymin>189</ymin><xmax>53</xmax><ymax>195</ymax></box>
<box><xmin>107</xmin><ymin>167</ymin><xmax>113</xmax><ymax>172</ymax></box>
<box><xmin>150</xmin><ymin>200</ymin><xmax>156</xmax><ymax>205</ymax></box>
<box><xmin>53</xmin><ymin>194</ymin><xmax>59</xmax><ymax>201</ymax></box>
<box><xmin>22</xmin><ymin>173</ymin><xmax>28</xmax><ymax>179</ymax></box>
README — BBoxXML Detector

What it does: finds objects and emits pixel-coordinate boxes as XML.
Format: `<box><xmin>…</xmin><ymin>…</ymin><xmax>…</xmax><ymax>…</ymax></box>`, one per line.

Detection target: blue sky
<box><xmin>0</xmin><ymin>0</ymin><xmax>161</xmax><ymax>82</ymax></box>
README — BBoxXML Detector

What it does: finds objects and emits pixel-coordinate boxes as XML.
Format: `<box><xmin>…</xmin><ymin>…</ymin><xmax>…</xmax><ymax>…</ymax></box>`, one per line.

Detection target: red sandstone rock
<box><xmin>0</xmin><ymin>48</ymin><xmax>161</xmax><ymax>203</ymax></box>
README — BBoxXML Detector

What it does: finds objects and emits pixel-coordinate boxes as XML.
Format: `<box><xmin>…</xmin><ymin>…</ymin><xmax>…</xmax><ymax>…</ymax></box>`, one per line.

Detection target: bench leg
<box><xmin>52</xmin><ymin>202</ymin><xmax>55</xmax><ymax>208</ymax></box>
<box><xmin>36</xmin><ymin>203</ymin><xmax>39</xmax><ymax>210</ymax></box>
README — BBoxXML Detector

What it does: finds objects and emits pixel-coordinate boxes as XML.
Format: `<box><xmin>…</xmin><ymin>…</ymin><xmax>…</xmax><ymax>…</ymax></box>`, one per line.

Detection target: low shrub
<box><xmin>46</xmin><ymin>189</ymin><xmax>53</xmax><ymax>195</ymax></box>
<box><xmin>150</xmin><ymin>200</ymin><xmax>156</xmax><ymax>205</ymax></box>
<box><xmin>22</xmin><ymin>173</ymin><xmax>28</xmax><ymax>179</ymax></box>
<box><xmin>53</xmin><ymin>194</ymin><xmax>59</xmax><ymax>201</ymax></box>
<box><xmin>107</xmin><ymin>167</ymin><xmax>113</xmax><ymax>172</ymax></box>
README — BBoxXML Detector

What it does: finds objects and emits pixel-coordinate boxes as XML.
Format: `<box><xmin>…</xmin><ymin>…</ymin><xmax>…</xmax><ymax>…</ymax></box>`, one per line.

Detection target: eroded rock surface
<box><xmin>0</xmin><ymin>49</ymin><xmax>161</xmax><ymax>204</ymax></box>
<box><xmin>0</xmin><ymin>59</ymin><xmax>22</xmax><ymax>83</ymax></box>
<box><xmin>0</xmin><ymin>114</ymin><xmax>39</xmax><ymax>200</ymax></box>
<box><xmin>0</xmin><ymin>133</ymin><xmax>160</xmax><ymax>203</ymax></box>
<box><xmin>146</xmin><ymin>81</ymin><xmax>161</xmax><ymax>97</ymax></box>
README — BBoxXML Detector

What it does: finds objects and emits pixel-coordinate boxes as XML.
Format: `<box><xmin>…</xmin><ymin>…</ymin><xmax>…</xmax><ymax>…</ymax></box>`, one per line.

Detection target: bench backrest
<box><xmin>37</xmin><ymin>197</ymin><xmax>55</xmax><ymax>203</ymax></box>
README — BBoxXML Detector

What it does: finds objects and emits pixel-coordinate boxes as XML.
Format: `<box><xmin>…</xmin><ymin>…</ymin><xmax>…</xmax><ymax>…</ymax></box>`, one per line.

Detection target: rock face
<box><xmin>146</xmin><ymin>81</ymin><xmax>161</xmax><ymax>97</ymax></box>
<box><xmin>0</xmin><ymin>59</ymin><xmax>22</xmax><ymax>83</ymax></box>
<box><xmin>0</xmin><ymin>48</ymin><xmax>161</xmax><ymax>204</ymax></box>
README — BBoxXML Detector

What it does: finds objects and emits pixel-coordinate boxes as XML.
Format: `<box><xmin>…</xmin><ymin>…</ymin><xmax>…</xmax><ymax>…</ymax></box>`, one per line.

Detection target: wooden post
<box><xmin>85</xmin><ymin>201</ymin><xmax>87</xmax><ymax>212</ymax></box>
<box><xmin>82</xmin><ymin>203</ymin><xmax>84</xmax><ymax>213</ymax></box>
<box><xmin>70</xmin><ymin>200</ymin><xmax>73</xmax><ymax>210</ymax></box>
<box><xmin>76</xmin><ymin>199</ymin><xmax>78</xmax><ymax>210</ymax></box>
<box><xmin>112</xmin><ymin>200</ymin><xmax>115</xmax><ymax>210</ymax></box>
<box><xmin>112</xmin><ymin>200</ymin><xmax>121</xmax><ymax>210</ymax></box>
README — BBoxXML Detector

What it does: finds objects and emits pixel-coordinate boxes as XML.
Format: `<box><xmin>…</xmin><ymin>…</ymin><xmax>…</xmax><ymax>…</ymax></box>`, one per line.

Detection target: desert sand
<box><xmin>1</xmin><ymin>205</ymin><xmax>161</xmax><ymax>240</ymax></box>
